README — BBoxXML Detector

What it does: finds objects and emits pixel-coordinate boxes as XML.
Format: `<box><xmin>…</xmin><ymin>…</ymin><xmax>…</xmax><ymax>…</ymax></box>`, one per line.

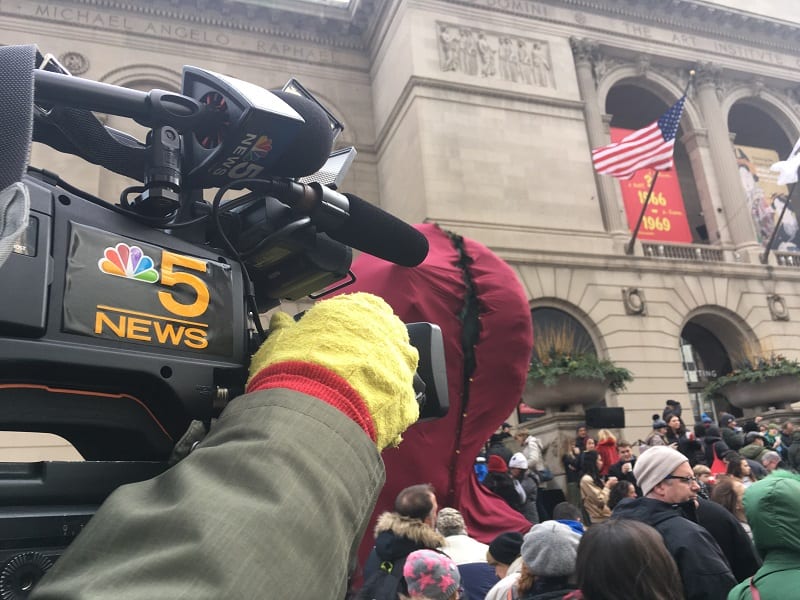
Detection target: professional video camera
<box><xmin>0</xmin><ymin>45</ymin><xmax>447</xmax><ymax>597</ymax></box>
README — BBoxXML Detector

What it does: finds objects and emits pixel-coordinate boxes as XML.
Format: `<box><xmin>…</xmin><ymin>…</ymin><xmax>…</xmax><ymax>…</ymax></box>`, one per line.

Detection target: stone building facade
<box><xmin>2</xmin><ymin>0</ymin><xmax>800</xmax><ymax>462</ymax></box>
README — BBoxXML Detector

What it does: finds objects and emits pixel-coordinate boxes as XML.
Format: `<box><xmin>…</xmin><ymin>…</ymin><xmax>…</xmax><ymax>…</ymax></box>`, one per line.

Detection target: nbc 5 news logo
<box><xmin>94</xmin><ymin>242</ymin><xmax>210</xmax><ymax>350</ymax></box>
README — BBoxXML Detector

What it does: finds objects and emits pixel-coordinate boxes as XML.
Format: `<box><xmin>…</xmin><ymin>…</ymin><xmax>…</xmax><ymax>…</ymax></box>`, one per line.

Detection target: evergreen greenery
<box><xmin>704</xmin><ymin>353</ymin><xmax>800</xmax><ymax>398</ymax></box>
<box><xmin>528</xmin><ymin>322</ymin><xmax>633</xmax><ymax>393</ymax></box>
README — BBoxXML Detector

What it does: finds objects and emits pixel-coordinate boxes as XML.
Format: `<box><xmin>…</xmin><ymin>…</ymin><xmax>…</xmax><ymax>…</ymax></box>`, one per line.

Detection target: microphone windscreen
<box><xmin>270</xmin><ymin>90</ymin><xmax>334</xmax><ymax>178</ymax></box>
<box><xmin>331</xmin><ymin>194</ymin><xmax>429</xmax><ymax>267</ymax></box>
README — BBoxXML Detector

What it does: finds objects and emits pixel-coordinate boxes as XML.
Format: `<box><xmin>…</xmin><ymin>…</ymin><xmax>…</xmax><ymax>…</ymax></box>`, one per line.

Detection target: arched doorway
<box><xmin>680</xmin><ymin>309</ymin><xmax>757</xmax><ymax>421</ymax></box>
<box><xmin>606</xmin><ymin>84</ymin><xmax>706</xmax><ymax>243</ymax></box>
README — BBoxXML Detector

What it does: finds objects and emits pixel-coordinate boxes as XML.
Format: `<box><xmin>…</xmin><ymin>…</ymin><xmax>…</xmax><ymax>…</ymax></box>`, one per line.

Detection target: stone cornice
<box><xmin>441</xmin><ymin>0</ymin><xmax>800</xmax><ymax>55</ymax></box>
<box><xmin>38</xmin><ymin>0</ymin><xmax>384</xmax><ymax>50</ymax></box>
<box><xmin>33</xmin><ymin>0</ymin><xmax>800</xmax><ymax>58</ymax></box>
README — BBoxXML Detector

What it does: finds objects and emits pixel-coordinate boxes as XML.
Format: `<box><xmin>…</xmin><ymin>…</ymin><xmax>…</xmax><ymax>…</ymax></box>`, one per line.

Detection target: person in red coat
<box><xmin>596</xmin><ymin>429</ymin><xmax>620</xmax><ymax>477</ymax></box>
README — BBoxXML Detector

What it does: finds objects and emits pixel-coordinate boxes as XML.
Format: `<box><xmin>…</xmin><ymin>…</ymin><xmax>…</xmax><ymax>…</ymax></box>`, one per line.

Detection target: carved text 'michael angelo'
<box><xmin>33</xmin><ymin>4</ymin><xmax>232</xmax><ymax>45</ymax></box>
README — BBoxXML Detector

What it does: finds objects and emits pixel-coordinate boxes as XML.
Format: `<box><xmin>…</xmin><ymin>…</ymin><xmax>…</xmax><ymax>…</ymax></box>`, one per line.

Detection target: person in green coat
<box><xmin>31</xmin><ymin>293</ymin><xmax>422</xmax><ymax>600</ymax></box>
<box><xmin>739</xmin><ymin>432</ymin><xmax>770</xmax><ymax>463</ymax></box>
<box><xmin>728</xmin><ymin>471</ymin><xmax>800</xmax><ymax>599</ymax></box>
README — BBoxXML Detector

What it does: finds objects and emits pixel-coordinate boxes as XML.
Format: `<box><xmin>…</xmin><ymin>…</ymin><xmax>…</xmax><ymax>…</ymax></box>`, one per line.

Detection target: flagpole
<box><xmin>624</xmin><ymin>170</ymin><xmax>660</xmax><ymax>255</ymax></box>
<box><xmin>622</xmin><ymin>71</ymin><xmax>694</xmax><ymax>256</ymax></box>
<box><xmin>760</xmin><ymin>181</ymin><xmax>798</xmax><ymax>264</ymax></box>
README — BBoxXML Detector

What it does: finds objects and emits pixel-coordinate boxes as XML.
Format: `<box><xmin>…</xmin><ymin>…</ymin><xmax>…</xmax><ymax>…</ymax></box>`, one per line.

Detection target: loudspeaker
<box><xmin>585</xmin><ymin>406</ymin><xmax>625</xmax><ymax>429</ymax></box>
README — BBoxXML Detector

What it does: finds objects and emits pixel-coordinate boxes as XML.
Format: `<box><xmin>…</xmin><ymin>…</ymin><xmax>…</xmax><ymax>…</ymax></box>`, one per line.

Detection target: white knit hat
<box><xmin>634</xmin><ymin>446</ymin><xmax>689</xmax><ymax>496</ymax></box>
<box><xmin>509</xmin><ymin>452</ymin><xmax>528</xmax><ymax>470</ymax></box>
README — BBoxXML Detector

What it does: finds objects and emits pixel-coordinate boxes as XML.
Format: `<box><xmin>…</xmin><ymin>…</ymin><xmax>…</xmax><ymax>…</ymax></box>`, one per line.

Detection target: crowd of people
<box><xmin>355</xmin><ymin>400</ymin><xmax>800</xmax><ymax>600</ymax></box>
<box><xmin>22</xmin><ymin>291</ymin><xmax>798</xmax><ymax>600</ymax></box>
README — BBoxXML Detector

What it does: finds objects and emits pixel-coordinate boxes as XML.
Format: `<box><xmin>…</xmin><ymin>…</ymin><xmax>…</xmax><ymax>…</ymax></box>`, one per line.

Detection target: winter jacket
<box><xmin>579</xmin><ymin>474</ymin><xmax>611</xmax><ymax>524</ymax></box>
<box><xmin>485</xmin><ymin>558</ymin><xmax>524</xmax><ymax>600</ymax></box>
<box><xmin>728</xmin><ymin>472</ymin><xmax>800</xmax><ymax>599</ymax></box>
<box><xmin>521</xmin><ymin>435</ymin><xmax>546</xmax><ymax>472</ymax></box>
<box><xmin>562</xmin><ymin>453</ymin><xmax>581</xmax><ymax>484</ymax></box>
<box><xmin>612</xmin><ymin>497</ymin><xmax>736</xmax><ymax>600</ymax></box>
<box><xmin>361</xmin><ymin>512</ymin><xmax>446</xmax><ymax>600</ymax></box>
<box><xmin>695</xmin><ymin>498</ymin><xmax>760</xmax><ymax>582</ymax></box>
<box><xmin>516</xmin><ymin>471</ymin><xmax>540</xmax><ymax>524</ymax></box>
<box><xmin>31</xmin><ymin>388</ymin><xmax>386</xmax><ymax>600</ymax></box>
<box><xmin>680</xmin><ymin>436</ymin><xmax>707</xmax><ymax>467</ymax></box>
<box><xmin>441</xmin><ymin>534</ymin><xmax>498</xmax><ymax>600</ymax></box>
<box><xmin>722</xmin><ymin>426</ymin><xmax>745</xmax><ymax>451</ymax></box>
<box><xmin>440</xmin><ymin>533</ymin><xmax>489</xmax><ymax>565</ymax></box>
<box><xmin>666</xmin><ymin>428</ymin><xmax>703</xmax><ymax>465</ymax></box>
<box><xmin>607</xmin><ymin>457</ymin><xmax>638</xmax><ymax>490</ymax></box>
<box><xmin>483</xmin><ymin>471</ymin><xmax>524</xmax><ymax>511</ymax></box>
<box><xmin>704</xmin><ymin>427</ymin><xmax>729</xmax><ymax>472</ymax></box>
<box><xmin>458</xmin><ymin>562</ymin><xmax>500</xmax><ymax>600</ymax></box>
<box><xmin>778</xmin><ymin>433</ymin><xmax>793</xmax><ymax>463</ymax></box>
<box><xmin>641</xmin><ymin>430</ymin><xmax>668</xmax><ymax>454</ymax></box>
<box><xmin>740</xmin><ymin>443</ymin><xmax>769</xmax><ymax>462</ymax></box>
<box><xmin>519</xmin><ymin>576</ymin><xmax>577</xmax><ymax>599</ymax></box>
<box><xmin>787</xmin><ymin>431</ymin><xmax>800</xmax><ymax>471</ymax></box>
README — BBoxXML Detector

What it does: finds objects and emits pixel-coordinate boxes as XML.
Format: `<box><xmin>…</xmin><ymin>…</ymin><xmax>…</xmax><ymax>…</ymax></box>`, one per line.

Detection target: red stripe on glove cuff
<box><xmin>246</xmin><ymin>361</ymin><xmax>377</xmax><ymax>443</ymax></box>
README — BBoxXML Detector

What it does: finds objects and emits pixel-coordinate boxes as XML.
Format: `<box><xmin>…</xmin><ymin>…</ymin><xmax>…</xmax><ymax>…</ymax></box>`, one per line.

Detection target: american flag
<box><xmin>592</xmin><ymin>96</ymin><xmax>686</xmax><ymax>180</ymax></box>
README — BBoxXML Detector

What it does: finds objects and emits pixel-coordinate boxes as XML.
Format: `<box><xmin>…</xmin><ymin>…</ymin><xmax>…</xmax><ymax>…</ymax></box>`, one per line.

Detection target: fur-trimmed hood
<box><xmin>372</xmin><ymin>512</ymin><xmax>446</xmax><ymax>561</ymax></box>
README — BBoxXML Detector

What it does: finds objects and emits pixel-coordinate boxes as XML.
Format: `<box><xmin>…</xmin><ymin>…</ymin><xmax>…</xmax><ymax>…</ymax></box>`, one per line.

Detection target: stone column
<box><xmin>570</xmin><ymin>38</ymin><xmax>628</xmax><ymax>239</ymax></box>
<box><xmin>693</xmin><ymin>65</ymin><xmax>760</xmax><ymax>255</ymax></box>
<box><xmin>680</xmin><ymin>128</ymin><xmax>732</xmax><ymax>246</ymax></box>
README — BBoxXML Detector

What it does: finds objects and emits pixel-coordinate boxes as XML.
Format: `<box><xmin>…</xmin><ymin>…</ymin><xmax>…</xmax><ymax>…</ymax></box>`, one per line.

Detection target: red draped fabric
<box><xmin>336</xmin><ymin>223</ymin><xmax>533</xmax><ymax>577</ymax></box>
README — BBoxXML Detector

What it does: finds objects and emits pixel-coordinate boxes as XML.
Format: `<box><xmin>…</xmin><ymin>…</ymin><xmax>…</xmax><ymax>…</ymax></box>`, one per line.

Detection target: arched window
<box><xmin>531</xmin><ymin>307</ymin><xmax>595</xmax><ymax>359</ymax></box>
<box><xmin>606</xmin><ymin>85</ymin><xmax>705</xmax><ymax>244</ymax></box>
<box><xmin>729</xmin><ymin>102</ymin><xmax>795</xmax><ymax>251</ymax></box>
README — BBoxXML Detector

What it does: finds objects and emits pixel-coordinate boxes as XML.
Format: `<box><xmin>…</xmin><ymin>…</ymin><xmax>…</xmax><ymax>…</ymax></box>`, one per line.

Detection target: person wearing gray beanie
<box><xmin>633</xmin><ymin>445</ymin><xmax>689</xmax><ymax>497</ymax></box>
<box><xmin>515</xmin><ymin>521</ymin><xmax>579</xmax><ymax>598</ymax></box>
<box><xmin>612</xmin><ymin>445</ymin><xmax>736</xmax><ymax>600</ymax></box>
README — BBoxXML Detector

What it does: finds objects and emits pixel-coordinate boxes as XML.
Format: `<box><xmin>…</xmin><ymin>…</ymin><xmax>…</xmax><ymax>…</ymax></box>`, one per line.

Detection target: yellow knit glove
<box><xmin>247</xmin><ymin>292</ymin><xmax>420</xmax><ymax>450</ymax></box>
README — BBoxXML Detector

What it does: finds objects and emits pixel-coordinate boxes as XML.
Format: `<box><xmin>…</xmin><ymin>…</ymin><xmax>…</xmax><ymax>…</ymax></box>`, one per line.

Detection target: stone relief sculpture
<box><xmin>477</xmin><ymin>33</ymin><xmax>496</xmax><ymax>77</ymax></box>
<box><xmin>437</xmin><ymin>23</ymin><xmax>554</xmax><ymax>88</ymax></box>
<box><xmin>531</xmin><ymin>42</ymin><xmax>551</xmax><ymax>87</ymax></box>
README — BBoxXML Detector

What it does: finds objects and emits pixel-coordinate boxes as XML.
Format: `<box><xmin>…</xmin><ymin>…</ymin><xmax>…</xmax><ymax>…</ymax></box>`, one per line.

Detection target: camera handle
<box><xmin>34</xmin><ymin>71</ymin><xmax>213</xmax><ymax>226</ymax></box>
<box><xmin>34</xmin><ymin>69</ymin><xmax>204</xmax><ymax>131</ymax></box>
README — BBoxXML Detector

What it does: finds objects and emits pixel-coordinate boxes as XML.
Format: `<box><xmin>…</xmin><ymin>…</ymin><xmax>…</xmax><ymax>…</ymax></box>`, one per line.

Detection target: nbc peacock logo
<box><xmin>245</xmin><ymin>135</ymin><xmax>272</xmax><ymax>162</ymax></box>
<box><xmin>98</xmin><ymin>242</ymin><xmax>159</xmax><ymax>283</ymax></box>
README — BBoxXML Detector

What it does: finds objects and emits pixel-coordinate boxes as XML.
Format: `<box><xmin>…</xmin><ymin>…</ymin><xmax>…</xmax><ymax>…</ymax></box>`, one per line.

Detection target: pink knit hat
<box><xmin>403</xmin><ymin>549</ymin><xmax>460</xmax><ymax>600</ymax></box>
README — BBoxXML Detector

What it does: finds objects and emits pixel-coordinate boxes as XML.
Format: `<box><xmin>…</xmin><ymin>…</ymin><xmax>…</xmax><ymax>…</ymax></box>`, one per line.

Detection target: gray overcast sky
<box><xmin>295</xmin><ymin>1</ymin><xmax>800</xmax><ymax>22</ymax></box>
<box><xmin>706</xmin><ymin>1</ymin><xmax>800</xmax><ymax>23</ymax></box>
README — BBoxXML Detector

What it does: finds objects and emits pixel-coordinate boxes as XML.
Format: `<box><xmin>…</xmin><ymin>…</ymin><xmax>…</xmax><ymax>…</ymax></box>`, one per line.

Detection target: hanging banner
<box><xmin>612</xmin><ymin>127</ymin><xmax>693</xmax><ymax>243</ymax></box>
<box><xmin>734</xmin><ymin>144</ymin><xmax>798</xmax><ymax>251</ymax></box>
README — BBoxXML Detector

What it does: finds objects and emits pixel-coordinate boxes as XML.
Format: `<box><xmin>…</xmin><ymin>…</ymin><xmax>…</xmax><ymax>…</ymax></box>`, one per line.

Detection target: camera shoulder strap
<box><xmin>0</xmin><ymin>45</ymin><xmax>35</xmax><ymax>268</ymax></box>
<box><xmin>0</xmin><ymin>44</ymin><xmax>35</xmax><ymax>191</ymax></box>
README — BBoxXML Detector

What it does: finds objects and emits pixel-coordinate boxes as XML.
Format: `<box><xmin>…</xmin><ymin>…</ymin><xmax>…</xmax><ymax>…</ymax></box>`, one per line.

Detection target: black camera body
<box><xmin>0</xmin><ymin>47</ymin><xmax>447</xmax><ymax>597</ymax></box>
<box><xmin>0</xmin><ymin>173</ymin><xmax>250</xmax><ymax>461</ymax></box>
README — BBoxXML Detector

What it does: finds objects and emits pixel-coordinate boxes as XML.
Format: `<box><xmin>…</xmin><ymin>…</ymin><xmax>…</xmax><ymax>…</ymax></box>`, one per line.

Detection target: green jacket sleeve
<box><xmin>31</xmin><ymin>389</ymin><xmax>386</xmax><ymax>600</ymax></box>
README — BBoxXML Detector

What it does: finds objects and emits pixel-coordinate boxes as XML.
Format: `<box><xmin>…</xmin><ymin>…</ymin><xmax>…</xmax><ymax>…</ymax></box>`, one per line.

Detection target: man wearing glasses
<box><xmin>612</xmin><ymin>445</ymin><xmax>736</xmax><ymax>600</ymax></box>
